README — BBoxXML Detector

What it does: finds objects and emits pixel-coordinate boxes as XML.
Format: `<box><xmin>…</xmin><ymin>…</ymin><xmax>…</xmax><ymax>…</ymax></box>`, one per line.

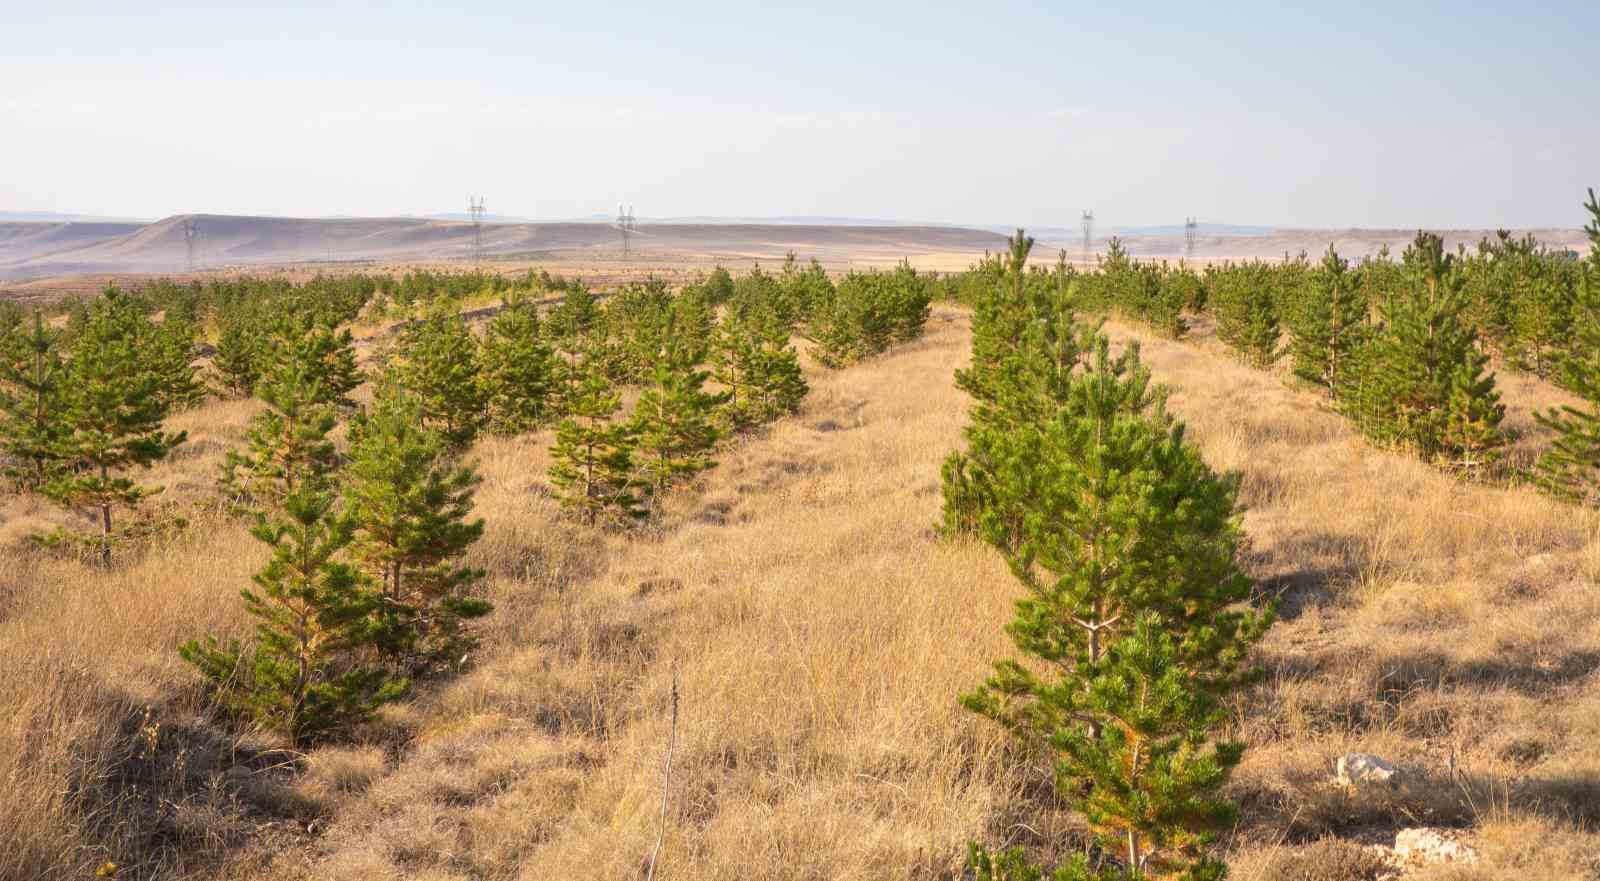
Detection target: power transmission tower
<box><xmin>468</xmin><ymin>196</ymin><xmax>486</xmax><ymax>266</ymax></box>
<box><xmin>1185</xmin><ymin>216</ymin><xmax>1198</xmax><ymax>261</ymax></box>
<box><xmin>1081</xmin><ymin>210</ymin><xmax>1094</xmax><ymax>265</ymax></box>
<box><xmin>618</xmin><ymin>204</ymin><xmax>635</xmax><ymax>260</ymax></box>
<box><xmin>182</xmin><ymin>217</ymin><xmax>199</xmax><ymax>271</ymax></box>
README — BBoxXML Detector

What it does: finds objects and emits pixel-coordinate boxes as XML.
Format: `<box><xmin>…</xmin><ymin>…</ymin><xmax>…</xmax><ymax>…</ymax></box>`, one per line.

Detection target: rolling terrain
<box><xmin>2</xmin><ymin>214</ymin><xmax>1590</xmax><ymax>293</ymax></box>
<box><xmin>0</xmin><ymin>215</ymin><xmax>1013</xmax><ymax>283</ymax></box>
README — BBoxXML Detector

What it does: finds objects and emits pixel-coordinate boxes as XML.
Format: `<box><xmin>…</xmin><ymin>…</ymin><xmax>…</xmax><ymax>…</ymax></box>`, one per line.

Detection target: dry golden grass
<box><xmin>4</xmin><ymin>303</ymin><xmax>1600</xmax><ymax>880</ymax></box>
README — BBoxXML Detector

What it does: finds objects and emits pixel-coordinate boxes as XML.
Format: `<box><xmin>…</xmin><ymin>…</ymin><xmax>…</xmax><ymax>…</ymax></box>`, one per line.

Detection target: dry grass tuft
<box><xmin>1230</xmin><ymin>838</ymin><xmax>1392</xmax><ymax>881</ymax></box>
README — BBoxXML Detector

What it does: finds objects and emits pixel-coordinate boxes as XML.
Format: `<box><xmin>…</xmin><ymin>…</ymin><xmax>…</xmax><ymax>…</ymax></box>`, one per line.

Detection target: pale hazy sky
<box><xmin>3</xmin><ymin>1</ymin><xmax>1595</xmax><ymax>229</ymax></box>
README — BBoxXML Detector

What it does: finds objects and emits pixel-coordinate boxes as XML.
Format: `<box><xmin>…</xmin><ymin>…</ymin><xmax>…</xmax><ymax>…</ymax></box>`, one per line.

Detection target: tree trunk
<box><xmin>99</xmin><ymin>463</ymin><xmax>112</xmax><ymax>566</ymax></box>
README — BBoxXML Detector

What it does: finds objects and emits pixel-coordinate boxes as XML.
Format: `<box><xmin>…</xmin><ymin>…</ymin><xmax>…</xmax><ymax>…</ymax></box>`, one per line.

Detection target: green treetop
<box><xmin>1533</xmin><ymin>189</ymin><xmax>1600</xmax><ymax>504</ymax></box>
<box><xmin>1342</xmin><ymin>232</ymin><xmax>1505</xmax><ymax>473</ymax></box>
<box><xmin>0</xmin><ymin>309</ymin><xmax>65</xmax><ymax>490</ymax></box>
<box><xmin>217</xmin><ymin>318</ymin><xmax>347</xmax><ymax>514</ymax></box>
<box><xmin>181</xmin><ymin>481</ymin><xmax>402</xmax><ymax>745</ymax></box>
<box><xmin>1287</xmin><ymin>246</ymin><xmax>1368</xmax><ymax>397</ymax></box>
<box><xmin>632</xmin><ymin>335</ymin><xmax>730</xmax><ymax>495</ymax></box>
<box><xmin>478</xmin><ymin>290</ymin><xmax>555</xmax><ymax>435</ymax></box>
<box><xmin>548</xmin><ymin>360</ymin><xmax>646</xmax><ymax>525</ymax></box>
<box><xmin>343</xmin><ymin>390</ymin><xmax>490</xmax><ymax>674</ymax></box>
<box><xmin>959</xmin><ymin>327</ymin><xmax>1269</xmax><ymax>879</ymax></box>
<box><xmin>44</xmin><ymin>287</ymin><xmax>187</xmax><ymax>563</ymax></box>
<box><xmin>386</xmin><ymin>302</ymin><xmax>486</xmax><ymax>449</ymax></box>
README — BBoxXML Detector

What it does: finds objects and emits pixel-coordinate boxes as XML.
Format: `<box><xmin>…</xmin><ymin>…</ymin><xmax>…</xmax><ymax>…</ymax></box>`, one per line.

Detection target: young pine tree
<box><xmin>1532</xmin><ymin>189</ymin><xmax>1600</xmax><ymax>504</ymax></box>
<box><xmin>212</xmin><ymin>318</ymin><xmax>263</xmax><ymax>398</ymax></box>
<box><xmin>954</xmin><ymin>229</ymin><xmax>1037</xmax><ymax>410</ymax></box>
<box><xmin>387</xmin><ymin>303</ymin><xmax>486</xmax><ymax>449</ymax></box>
<box><xmin>545</xmin><ymin>281</ymin><xmax>600</xmax><ymax>342</ymax></box>
<box><xmin>944</xmin><ymin>230</ymin><xmax>1099</xmax><ymax>541</ymax></box>
<box><xmin>1347</xmin><ymin>232</ymin><xmax>1506</xmax><ymax>473</ymax></box>
<box><xmin>804</xmin><ymin>290</ymin><xmax>860</xmax><ymax>370</ymax></box>
<box><xmin>1505</xmin><ymin>246</ymin><xmax>1574</xmax><ymax>377</ymax></box>
<box><xmin>478</xmin><ymin>291</ymin><xmax>555</xmax><ymax>435</ymax></box>
<box><xmin>343</xmin><ymin>391</ymin><xmax>490</xmax><ymax>674</ymax></box>
<box><xmin>181</xmin><ymin>482</ymin><xmax>403</xmax><ymax>745</ymax></box>
<box><xmin>960</xmin><ymin>331</ymin><xmax>1270</xmax><ymax>879</ymax></box>
<box><xmin>149</xmin><ymin>309</ymin><xmax>207</xmax><ymax>410</ymax></box>
<box><xmin>889</xmin><ymin>259</ymin><xmax>933</xmax><ymax>343</ymax></box>
<box><xmin>710</xmin><ymin>313</ymin><xmax>760</xmax><ymax>432</ymax></box>
<box><xmin>776</xmin><ymin>256</ymin><xmax>834</xmax><ymax>329</ymax></box>
<box><xmin>44</xmin><ymin>289</ymin><xmax>187</xmax><ymax>563</ymax></box>
<box><xmin>1210</xmin><ymin>263</ymin><xmax>1281</xmax><ymax>369</ymax></box>
<box><xmin>744</xmin><ymin>315</ymin><xmax>809</xmax><ymax>423</ymax></box>
<box><xmin>703</xmin><ymin>265</ymin><xmax>736</xmax><ymax>306</ymax></box>
<box><xmin>632</xmin><ymin>337</ymin><xmax>730</xmax><ymax>495</ymax></box>
<box><xmin>1287</xmin><ymin>246</ymin><xmax>1367</xmax><ymax>397</ymax></box>
<box><xmin>670</xmin><ymin>285</ymin><xmax>717</xmax><ymax>365</ymax></box>
<box><xmin>0</xmin><ymin>309</ymin><xmax>64</xmax><ymax>490</ymax></box>
<box><xmin>548</xmin><ymin>362</ymin><xmax>646</xmax><ymax>525</ymax></box>
<box><xmin>217</xmin><ymin>319</ymin><xmax>345</xmax><ymax>514</ymax></box>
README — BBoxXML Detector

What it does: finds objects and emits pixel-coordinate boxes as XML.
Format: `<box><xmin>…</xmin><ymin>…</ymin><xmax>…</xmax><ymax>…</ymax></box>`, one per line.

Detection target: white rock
<box><xmin>1394</xmin><ymin>827</ymin><xmax>1479</xmax><ymax>865</ymax></box>
<box><xmin>1336</xmin><ymin>752</ymin><xmax>1398</xmax><ymax>786</ymax></box>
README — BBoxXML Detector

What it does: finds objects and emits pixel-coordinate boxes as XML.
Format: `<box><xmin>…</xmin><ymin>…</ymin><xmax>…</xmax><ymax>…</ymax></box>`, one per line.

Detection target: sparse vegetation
<box><xmin>4</xmin><ymin>209</ymin><xmax>1600</xmax><ymax>881</ymax></box>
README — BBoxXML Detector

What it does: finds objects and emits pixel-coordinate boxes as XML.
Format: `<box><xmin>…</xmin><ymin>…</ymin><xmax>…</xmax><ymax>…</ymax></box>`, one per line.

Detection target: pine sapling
<box><xmin>218</xmin><ymin>320</ymin><xmax>345</xmax><ymax>514</ymax></box>
<box><xmin>548</xmin><ymin>361</ymin><xmax>646</xmax><ymax>525</ymax></box>
<box><xmin>343</xmin><ymin>391</ymin><xmax>490</xmax><ymax>674</ymax></box>
<box><xmin>958</xmin><ymin>319</ymin><xmax>1270</xmax><ymax>879</ymax></box>
<box><xmin>0</xmin><ymin>309</ymin><xmax>64</xmax><ymax>490</ymax></box>
<box><xmin>212</xmin><ymin>319</ymin><xmax>263</xmax><ymax>398</ymax></box>
<box><xmin>181</xmin><ymin>481</ymin><xmax>403</xmax><ymax>745</ymax></box>
<box><xmin>478</xmin><ymin>290</ymin><xmax>555</xmax><ymax>434</ymax></box>
<box><xmin>1288</xmin><ymin>246</ymin><xmax>1366</xmax><ymax>396</ymax></box>
<box><xmin>44</xmin><ymin>288</ymin><xmax>187</xmax><ymax>563</ymax></box>
<box><xmin>1532</xmin><ymin>188</ymin><xmax>1600</xmax><ymax>503</ymax></box>
<box><xmin>386</xmin><ymin>302</ymin><xmax>486</xmax><ymax>449</ymax></box>
<box><xmin>632</xmin><ymin>338</ymin><xmax>729</xmax><ymax>495</ymax></box>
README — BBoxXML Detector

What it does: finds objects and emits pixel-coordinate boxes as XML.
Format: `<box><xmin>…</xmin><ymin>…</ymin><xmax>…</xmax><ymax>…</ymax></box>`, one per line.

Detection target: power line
<box><xmin>1081</xmin><ymin>210</ymin><xmax>1095</xmax><ymax>265</ymax></box>
<box><xmin>1185</xmin><ymin>216</ymin><xmax>1198</xmax><ymax>261</ymax></box>
<box><xmin>468</xmin><ymin>196</ymin><xmax>486</xmax><ymax>266</ymax></box>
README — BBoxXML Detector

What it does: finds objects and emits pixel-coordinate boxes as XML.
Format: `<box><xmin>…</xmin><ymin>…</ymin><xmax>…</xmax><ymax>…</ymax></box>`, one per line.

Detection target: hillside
<box><xmin>4</xmin><ymin>214</ymin><xmax>1591</xmax><ymax>287</ymax></box>
<box><xmin>0</xmin><ymin>221</ymin><xmax>147</xmax><ymax>266</ymax></box>
<box><xmin>0</xmin><ymin>215</ymin><xmax>1013</xmax><ymax>281</ymax></box>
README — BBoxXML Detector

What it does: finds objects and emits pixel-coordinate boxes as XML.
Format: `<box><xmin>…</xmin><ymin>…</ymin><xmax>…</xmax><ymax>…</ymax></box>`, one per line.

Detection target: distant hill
<box><xmin>2</xmin><ymin>213</ymin><xmax>1589</xmax><ymax>284</ymax></box>
<box><xmin>0</xmin><ymin>214</ymin><xmax>1012</xmax><ymax>281</ymax></box>
<box><xmin>0</xmin><ymin>221</ymin><xmax>151</xmax><ymax>270</ymax></box>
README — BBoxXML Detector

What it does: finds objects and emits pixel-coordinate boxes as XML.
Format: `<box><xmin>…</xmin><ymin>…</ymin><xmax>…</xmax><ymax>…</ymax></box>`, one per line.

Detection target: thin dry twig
<box><xmin>644</xmin><ymin>662</ymin><xmax>679</xmax><ymax>881</ymax></box>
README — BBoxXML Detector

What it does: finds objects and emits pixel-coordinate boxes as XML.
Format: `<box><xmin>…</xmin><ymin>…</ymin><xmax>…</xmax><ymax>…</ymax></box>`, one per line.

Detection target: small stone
<box><xmin>1394</xmin><ymin>827</ymin><xmax>1479</xmax><ymax>865</ymax></box>
<box><xmin>1336</xmin><ymin>752</ymin><xmax>1398</xmax><ymax>786</ymax></box>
